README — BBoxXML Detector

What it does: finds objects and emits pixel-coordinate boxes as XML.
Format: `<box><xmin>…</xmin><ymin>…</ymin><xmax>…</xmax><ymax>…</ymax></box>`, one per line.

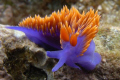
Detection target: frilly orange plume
<box><xmin>19</xmin><ymin>5</ymin><xmax>100</xmax><ymax>54</ymax></box>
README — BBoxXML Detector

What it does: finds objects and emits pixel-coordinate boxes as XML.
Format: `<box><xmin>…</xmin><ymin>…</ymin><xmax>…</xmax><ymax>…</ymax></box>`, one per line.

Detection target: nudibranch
<box><xmin>6</xmin><ymin>6</ymin><xmax>101</xmax><ymax>72</ymax></box>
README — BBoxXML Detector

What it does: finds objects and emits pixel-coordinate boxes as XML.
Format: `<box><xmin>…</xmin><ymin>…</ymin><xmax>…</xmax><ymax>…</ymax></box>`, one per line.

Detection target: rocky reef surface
<box><xmin>0</xmin><ymin>24</ymin><xmax>55</xmax><ymax>80</ymax></box>
<box><xmin>0</xmin><ymin>0</ymin><xmax>77</xmax><ymax>25</ymax></box>
<box><xmin>0</xmin><ymin>0</ymin><xmax>120</xmax><ymax>80</ymax></box>
<box><xmin>0</xmin><ymin>22</ymin><xmax>120</xmax><ymax>80</ymax></box>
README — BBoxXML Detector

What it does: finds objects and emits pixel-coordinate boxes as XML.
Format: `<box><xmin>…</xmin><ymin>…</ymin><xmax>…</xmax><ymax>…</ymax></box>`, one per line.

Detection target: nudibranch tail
<box><xmin>6</xmin><ymin>26</ymin><xmax>61</xmax><ymax>50</ymax></box>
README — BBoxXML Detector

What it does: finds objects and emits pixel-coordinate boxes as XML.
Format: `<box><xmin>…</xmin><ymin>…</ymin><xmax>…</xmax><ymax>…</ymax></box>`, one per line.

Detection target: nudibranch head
<box><xmin>6</xmin><ymin>5</ymin><xmax>101</xmax><ymax>72</ymax></box>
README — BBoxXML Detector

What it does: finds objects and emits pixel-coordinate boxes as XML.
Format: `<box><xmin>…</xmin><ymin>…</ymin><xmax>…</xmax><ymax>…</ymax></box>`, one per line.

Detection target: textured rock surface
<box><xmin>0</xmin><ymin>25</ymin><xmax>55</xmax><ymax>80</ymax></box>
<box><xmin>0</xmin><ymin>25</ymin><xmax>13</xmax><ymax>80</ymax></box>
<box><xmin>0</xmin><ymin>23</ymin><xmax>120</xmax><ymax>80</ymax></box>
<box><xmin>0</xmin><ymin>0</ymin><xmax>120</xmax><ymax>80</ymax></box>
<box><xmin>0</xmin><ymin>0</ymin><xmax>77</xmax><ymax>25</ymax></box>
<box><xmin>0</xmin><ymin>0</ymin><xmax>120</xmax><ymax>26</ymax></box>
<box><xmin>73</xmin><ymin>0</ymin><xmax>120</xmax><ymax>27</ymax></box>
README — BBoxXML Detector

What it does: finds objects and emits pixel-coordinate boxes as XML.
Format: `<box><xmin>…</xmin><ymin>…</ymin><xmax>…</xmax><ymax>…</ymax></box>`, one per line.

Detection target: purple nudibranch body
<box><xmin>6</xmin><ymin>6</ymin><xmax>101</xmax><ymax>72</ymax></box>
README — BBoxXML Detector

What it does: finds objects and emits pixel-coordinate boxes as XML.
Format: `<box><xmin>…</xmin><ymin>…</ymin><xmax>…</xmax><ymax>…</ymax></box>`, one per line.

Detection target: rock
<box><xmin>0</xmin><ymin>22</ymin><xmax>120</xmax><ymax>80</ymax></box>
<box><xmin>0</xmin><ymin>0</ymin><xmax>120</xmax><ymax>79</ymax></box>
<box><xmin>0</xmin><ymin>0</ymin><xmax>78</xmax><ymax>25</ymax></box>
<box><xmin>0</xmin><ymin>5</ymin><xmax>13</xmax><ymax>24</ymax></box>
<box><xmin>0</xmin><ymin>20</ymin><xmax>120</xmax><ymax>80</ymax></box>
<box><xmin>0</xmin><ymin>24</ymin><xmax>55</xmax><ymax>80</ymax></box>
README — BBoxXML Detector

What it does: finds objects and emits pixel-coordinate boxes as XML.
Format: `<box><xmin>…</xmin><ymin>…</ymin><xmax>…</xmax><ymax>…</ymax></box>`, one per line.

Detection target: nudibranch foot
<box><xmin>47</xmin><ymin>50</ymin><xmax>80</xmax><ymax>72</ymax></box>
<box><xmin>65</xmin><ymin>59</ymin><xmax>80</xmax><ymax>69</ymax></box>
<box><xmin>77</xmin><ymin>52</ymin><xmax>101</xmax><ymax>70</ymax></box>
<box><xmin>47</xmin><ymin>40</ymin><xmax>101</xmax><ymax>72</ymax></box>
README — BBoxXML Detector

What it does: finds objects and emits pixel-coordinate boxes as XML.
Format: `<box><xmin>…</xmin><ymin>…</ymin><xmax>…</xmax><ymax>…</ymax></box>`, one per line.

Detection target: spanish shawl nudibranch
<box><xmin>6</xmin><ymin>6</ymin><xmax>101</xmax><ymax>72</ymax></box>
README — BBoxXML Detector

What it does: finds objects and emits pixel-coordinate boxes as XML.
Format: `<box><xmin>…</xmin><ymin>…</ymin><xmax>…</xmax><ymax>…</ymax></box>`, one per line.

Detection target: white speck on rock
<box><xmin>13</xmin><ymin>30</ymin><xmax>25</xmax><ymax>38</ymax></box>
